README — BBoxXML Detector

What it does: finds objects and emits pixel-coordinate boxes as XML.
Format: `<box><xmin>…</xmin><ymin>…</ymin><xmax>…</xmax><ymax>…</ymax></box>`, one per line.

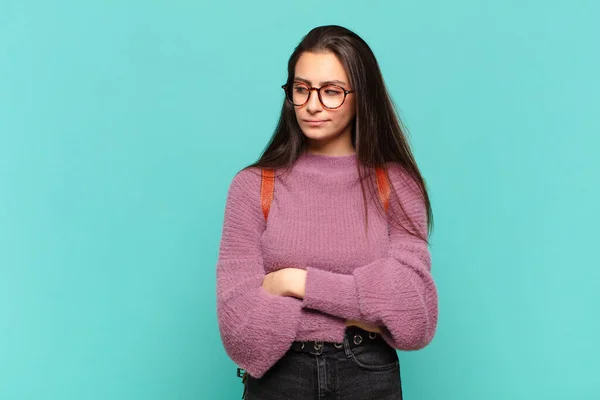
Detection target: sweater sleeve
<box><xmin>301</xmin><ymin>163</ymin><xmax>438</xmax><ymax>350</ymax></box>
<box><xmin>216</xmin><ymin>168</ymin><xmax>303</xmax><ymax>378</ymax></box>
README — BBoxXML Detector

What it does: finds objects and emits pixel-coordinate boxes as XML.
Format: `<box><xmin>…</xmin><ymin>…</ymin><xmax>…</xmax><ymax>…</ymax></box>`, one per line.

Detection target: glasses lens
<box><xmin>291</xmin><ymin>83</ymin><xmax>309</xmax><ymax>106</ymax></box>
<box><xmin>320</xmin><ymin>85</ymin><xmax>345</xmax><ymax>108</ymax></box>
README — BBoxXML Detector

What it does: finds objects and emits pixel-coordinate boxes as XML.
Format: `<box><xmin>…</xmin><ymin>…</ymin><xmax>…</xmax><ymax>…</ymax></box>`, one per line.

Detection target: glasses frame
<box><xmin>282</xmin><ymin>82</ymin><xmax>355</xmax><ymax>110</ymax></box>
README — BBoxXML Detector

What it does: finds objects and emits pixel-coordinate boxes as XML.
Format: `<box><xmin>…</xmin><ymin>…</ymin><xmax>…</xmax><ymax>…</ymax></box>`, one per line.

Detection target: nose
<box><xmin>306</xmin><ymin>88</ymin><xmax>323</xmax><ymax>114</ymax></box>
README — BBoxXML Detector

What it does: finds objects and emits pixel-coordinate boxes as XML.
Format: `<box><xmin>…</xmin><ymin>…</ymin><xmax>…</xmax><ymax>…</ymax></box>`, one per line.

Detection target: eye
<box><xmin>323</xmin><ymin>86</ymin><xmax>343</xmax><ymax>95</ymax></box>
<box><xmin>293</xmin><ymin>85</ymin><xmax>308</xmax><ymax>93</ymax></box>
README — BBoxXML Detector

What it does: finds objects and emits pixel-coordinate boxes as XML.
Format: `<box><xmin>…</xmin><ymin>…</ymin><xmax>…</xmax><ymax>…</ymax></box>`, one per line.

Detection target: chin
<box><xmin>300</xmin><ymin>125</ymin><xmax>336</xmax><ymax>136</ymax></box>
<box><xmin>302</xmin><ymin>131</ymin><xmax>336</xmax><ymax>141</ymax></box>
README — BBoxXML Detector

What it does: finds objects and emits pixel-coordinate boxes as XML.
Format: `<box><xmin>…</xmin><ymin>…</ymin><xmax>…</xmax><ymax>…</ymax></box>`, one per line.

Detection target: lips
<box><xmin>304</xmin><ymin>120</ymin><xmax>328</xmax><ymax>127</ymax></box>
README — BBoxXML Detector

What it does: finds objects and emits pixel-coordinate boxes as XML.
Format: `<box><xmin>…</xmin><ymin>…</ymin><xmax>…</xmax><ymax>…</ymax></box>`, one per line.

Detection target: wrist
<box><xmin>282</xmin><ymin>268</ymin><xmax>306</xmax><ymax>298</ymax></box>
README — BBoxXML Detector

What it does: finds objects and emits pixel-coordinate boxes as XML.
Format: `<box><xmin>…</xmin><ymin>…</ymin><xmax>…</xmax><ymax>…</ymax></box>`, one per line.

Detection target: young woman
<box><xmin>216</xmin><ymin>25</ymin><xmax>438</xmax><ymax>399</ymax></box>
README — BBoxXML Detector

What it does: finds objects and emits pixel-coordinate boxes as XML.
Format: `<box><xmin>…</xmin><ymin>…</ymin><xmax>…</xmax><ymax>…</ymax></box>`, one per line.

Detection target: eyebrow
<box><xmin>294</xmin><ymin>77</ymin><xmax>348</xmax><ymax>86</ymax></box>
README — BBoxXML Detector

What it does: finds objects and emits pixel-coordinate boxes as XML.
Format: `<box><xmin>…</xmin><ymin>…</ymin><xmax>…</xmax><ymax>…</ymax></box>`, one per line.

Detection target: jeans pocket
<box><xmin>347</xmin><ymin>343</ymin><xmax>400</xmax><ymax>372</ymax></box>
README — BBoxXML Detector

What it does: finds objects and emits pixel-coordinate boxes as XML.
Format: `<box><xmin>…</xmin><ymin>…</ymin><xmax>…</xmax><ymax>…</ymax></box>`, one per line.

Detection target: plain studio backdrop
<box><xmin>1</xmin><ymin>1</ymin><xmax>598</xmax><ymax>399</ymax></box>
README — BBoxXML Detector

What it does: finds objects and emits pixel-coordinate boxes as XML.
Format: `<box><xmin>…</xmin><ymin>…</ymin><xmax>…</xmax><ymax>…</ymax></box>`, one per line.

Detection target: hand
<box><xmin>261</xmin><ymin>269</ymin><xmax>287</xmax><ymax>297</ymax></box>
<box><xmin>262</xmin><ymin>268</ymin><xmax>307</xmax><ymax>298</ymax></box>
<box><xmin>345</xmin><ymin>319</ymin><xmax>382</xmax><ymax>333</ymax></box>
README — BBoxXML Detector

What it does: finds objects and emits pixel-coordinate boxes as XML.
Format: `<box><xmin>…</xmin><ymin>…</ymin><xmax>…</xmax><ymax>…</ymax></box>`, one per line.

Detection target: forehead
<box><xmin>294</xmin><ymin>51</ymin><xmax>349</xmax><ymax>83</ymax></box>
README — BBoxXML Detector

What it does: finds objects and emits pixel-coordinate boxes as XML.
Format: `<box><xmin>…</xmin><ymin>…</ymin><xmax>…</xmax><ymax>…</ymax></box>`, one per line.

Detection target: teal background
<box><xmin>1</xmin><ymin>0</ymin><xmax>598</xmax><ymax>399</ymax></box>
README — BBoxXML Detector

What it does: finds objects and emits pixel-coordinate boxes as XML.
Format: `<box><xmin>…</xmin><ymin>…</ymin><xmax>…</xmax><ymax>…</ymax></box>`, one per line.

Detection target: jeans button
<box><xmin>353</xmin><ymin>334</ymin><xmax>363</xmax><ymax>345</ymax></box>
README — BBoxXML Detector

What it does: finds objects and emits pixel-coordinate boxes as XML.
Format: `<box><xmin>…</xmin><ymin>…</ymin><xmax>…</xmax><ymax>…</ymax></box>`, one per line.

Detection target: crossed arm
<box><xmin>261</xmin><ymin>268</ymin><xmax>382</xmax><ymax>333</ymax></box>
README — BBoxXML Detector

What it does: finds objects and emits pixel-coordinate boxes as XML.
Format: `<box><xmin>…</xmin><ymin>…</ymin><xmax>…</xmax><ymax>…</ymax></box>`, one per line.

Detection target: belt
<box><xmin>290</xmin><ymin>327</ymin><xmax>385</xmax><ymax>355</ymax></box>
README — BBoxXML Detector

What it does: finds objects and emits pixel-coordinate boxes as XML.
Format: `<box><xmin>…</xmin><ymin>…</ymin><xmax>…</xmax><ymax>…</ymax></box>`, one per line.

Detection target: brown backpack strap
<box><xmin>260</xmin><ymin>167</ymin><xmax>390</xmax><ymax>221</ymax></box>
<box><xmin>260</xmin><ymin>168</ymin><xmax>275</xmax><ymax>221</ymax></box>
<box><xmin>375</xmin><ymin>166</ymin><xmax>391</xmax><ymax>213</ymax></box>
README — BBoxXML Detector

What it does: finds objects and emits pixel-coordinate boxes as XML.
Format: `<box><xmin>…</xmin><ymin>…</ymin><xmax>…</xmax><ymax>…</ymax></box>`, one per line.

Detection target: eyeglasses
<box><xmin>282</xmin><ymin>81</ymin><xmax>354</xmax><ymax>110</ymax></box>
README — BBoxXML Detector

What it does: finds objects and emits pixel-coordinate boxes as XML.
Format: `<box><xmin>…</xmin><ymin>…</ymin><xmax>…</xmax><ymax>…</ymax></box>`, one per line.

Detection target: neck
<box><xmin>304</xmin><ymin>127</ymin><xmax>355</xmax><ymax>156</ymax></box>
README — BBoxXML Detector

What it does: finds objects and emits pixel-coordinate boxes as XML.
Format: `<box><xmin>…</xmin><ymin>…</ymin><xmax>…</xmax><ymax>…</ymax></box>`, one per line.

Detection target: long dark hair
<box><xmin>245</xmin><ymin>25</ymin><xmax>433</xmax><ymax>241</ymax></box>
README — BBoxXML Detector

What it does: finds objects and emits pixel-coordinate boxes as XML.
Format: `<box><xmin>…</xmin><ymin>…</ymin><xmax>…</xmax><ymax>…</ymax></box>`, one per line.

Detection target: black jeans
<box><xmin>244</xmin><ymin>328</ymin><xmax>402</xmax><ymax>399</ymax></box>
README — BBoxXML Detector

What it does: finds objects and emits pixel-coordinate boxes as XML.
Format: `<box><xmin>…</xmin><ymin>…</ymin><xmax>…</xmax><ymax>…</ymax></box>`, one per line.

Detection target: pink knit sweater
<box><xmin>216</xmin><ymin>151</ymin><xmax>438</xmax><ymax>378</ymax></box>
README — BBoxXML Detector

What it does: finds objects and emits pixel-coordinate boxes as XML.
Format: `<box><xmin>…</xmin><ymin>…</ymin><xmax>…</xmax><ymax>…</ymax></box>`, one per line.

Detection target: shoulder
<box><xmin>222</xmin><ymin>166</ymin><xmax>265</xmax><ymax>226</ymax></box>
<box><xmin>231</xmin><ymin>167</ymin><xmax>261</xmax><ymax>187</ymax></box>
<box><xmin>223</xmin><ymin>166</ymin><xmax>264</xmax><ymax>214</ymax></box>
<box><xmin>384</xmin><ymin>162</ymin><xmax>422</xmax><ymax>200</ymax></box>
<box><xmin>228</xmin><ymin>166</ymin><xmax>262</xmax><ymax>195</ymax></box>
<box><xmin>384</xmin><ymin>162</ymin><xmax>428</xmax><ymax>236</ymax></box>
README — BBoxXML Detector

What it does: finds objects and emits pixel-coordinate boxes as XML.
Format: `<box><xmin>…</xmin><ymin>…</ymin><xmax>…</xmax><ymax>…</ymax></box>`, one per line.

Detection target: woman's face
<box><xmin>292</xmin><ymin>51</ymin><xmax>356</xmax><ymax>154</ymax></box>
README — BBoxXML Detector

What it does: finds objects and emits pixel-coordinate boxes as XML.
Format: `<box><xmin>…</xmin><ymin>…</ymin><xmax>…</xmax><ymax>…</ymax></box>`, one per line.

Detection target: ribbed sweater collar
<box><xmin>293</xmin><ymin>151</ymin><xmax>358</xmax><ymax>173</ymax></box>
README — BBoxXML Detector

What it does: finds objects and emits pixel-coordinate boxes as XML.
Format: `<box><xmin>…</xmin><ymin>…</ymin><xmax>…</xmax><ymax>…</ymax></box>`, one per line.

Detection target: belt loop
<box><xmin>342</xmin><ymin>332</ymin><xmax>353</xmax><ymax>358</ymax></box>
